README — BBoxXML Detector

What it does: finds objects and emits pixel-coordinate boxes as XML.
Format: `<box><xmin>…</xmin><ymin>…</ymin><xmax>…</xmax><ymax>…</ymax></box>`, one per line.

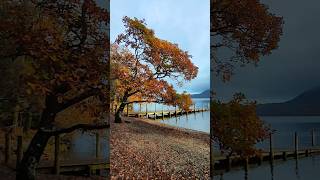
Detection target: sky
<box><xmin>110</xmin><ymin>0</ymin><xmax>210</xmax><ymax>94</ymax></box>
<box><xmin>214</xmin><ymin>0</ymin><xmax>320</xmax><ymax>103</ymax></box>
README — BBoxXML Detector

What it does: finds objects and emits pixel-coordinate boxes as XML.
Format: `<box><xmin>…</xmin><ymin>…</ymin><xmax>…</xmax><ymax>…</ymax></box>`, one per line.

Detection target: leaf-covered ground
<box><xmin>110</xmin><ymin>116</ymin><xmax>210</xmax><ymax>179</ymax></box>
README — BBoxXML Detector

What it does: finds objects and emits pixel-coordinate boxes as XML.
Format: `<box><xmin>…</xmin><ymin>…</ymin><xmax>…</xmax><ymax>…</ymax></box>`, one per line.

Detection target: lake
<box><xmin>216</xmin><ymin>116</ymin><xmax>320</xmax><ymax>180</ymax></box>
<box><xmin>133</xmin><ymin>98</ymin><xmax>210</xmax><ymax>133</ymax></box>
<box><xmin>258</xmin><ymin>116</ymin><xmax>320</xmax><ymax>151</ymax></box>
<box><xmin>65</xmin><ymin>130</ymin><xmax>110</xmax><ymax>160</ymax></box>
<box><xmin>217</xmin><ymin>155</ymin><xmax>320</xmax><ymax>180</ymax></box>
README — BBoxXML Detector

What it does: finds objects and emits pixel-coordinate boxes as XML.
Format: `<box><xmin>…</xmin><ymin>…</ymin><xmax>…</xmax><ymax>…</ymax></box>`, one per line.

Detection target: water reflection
<box><xmin>218</xmin><ymin>155</ymin><xmax>320</xmax><ymax>180</ymax></box>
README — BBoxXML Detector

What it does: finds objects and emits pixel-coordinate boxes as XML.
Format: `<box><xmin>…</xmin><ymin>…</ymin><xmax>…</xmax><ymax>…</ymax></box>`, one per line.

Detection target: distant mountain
<box><xmin>191</xmin><ymin>89</ymin><xmax>210</xmax><ymax>98</ymax></box>
<box><xmin>257</xmin><ymin>86</ymin><xmax>320</xmax><ymax>116</ymax></box>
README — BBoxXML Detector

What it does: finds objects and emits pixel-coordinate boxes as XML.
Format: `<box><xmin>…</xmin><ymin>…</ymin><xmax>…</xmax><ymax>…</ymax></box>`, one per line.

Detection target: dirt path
<box><xmin>110</xmin><ymin>116</ymin><xmax>210</xmax><ymax>179</ymax></box>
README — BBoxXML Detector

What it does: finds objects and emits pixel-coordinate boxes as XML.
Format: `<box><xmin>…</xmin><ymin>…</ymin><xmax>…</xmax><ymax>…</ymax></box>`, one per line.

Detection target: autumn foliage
<box><xmin>174</xmin><ymin>92</ymin><xmax>193</xmax><ymax>112</ymax></box>
<box><xmin>211</xmin><ymin>93</ymin><xmax>270</xmax><ymax>157</ymax></box>
<box><xmin>111</xmin><ymin>17</ymin><xmax>198</xmax><ymax>122</ymax></box>
<box><xmin>211</xmin><ymin>0</ymin><xmax>284</xmax><ymax>81</ymax></box>
<box><xmin>0</xmin><ymin>0</ymin><xmax>109</xmax><ymax>179</ymax></box>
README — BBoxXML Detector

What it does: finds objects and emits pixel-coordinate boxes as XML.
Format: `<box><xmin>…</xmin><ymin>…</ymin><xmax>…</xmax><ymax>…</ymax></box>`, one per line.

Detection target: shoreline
<box><xmin>110</xmin><ymin>115</ymin><xmax>210</xmax><ymax>179</ymax></box>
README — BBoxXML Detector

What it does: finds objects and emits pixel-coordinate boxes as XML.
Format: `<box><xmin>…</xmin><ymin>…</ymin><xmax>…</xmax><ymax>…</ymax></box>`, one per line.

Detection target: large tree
<box><xmin>111</xmin><ymin>17</ymin><xmax>198</xmax><ymax>123</ymax></box>
<box><xmin>211</xmin><ymin>0</ymin><xmax>284</xmax><ymax>81</ymax></box>
<box><xmin>210</xmin><ymin>0</ymin><xmax>284</xmax><ymax>176</ymax></box>
<box><xmin>0</xmin><ymin>0</ymin><xmax>109</xmax><ymax>179</ymax></box>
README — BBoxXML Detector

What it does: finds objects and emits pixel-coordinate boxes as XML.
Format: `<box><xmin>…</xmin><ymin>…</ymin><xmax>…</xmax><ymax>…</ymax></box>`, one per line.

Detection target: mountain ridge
<box><xmin>257</xmin><ymin>86</ymin><xmax>320</xmax><ymax>116</ymax></box>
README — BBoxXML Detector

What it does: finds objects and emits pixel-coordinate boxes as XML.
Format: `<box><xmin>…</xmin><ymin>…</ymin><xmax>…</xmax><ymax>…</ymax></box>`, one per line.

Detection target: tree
<box><xmin>111</xmin><ymin>17</ymin><xmax>198</xmax><ymax>123</ymax></box>
<box><xmin>210</xmin><ymin>0</ymin><xmax>284</xmax><ymax>176</ymax></box>
<box><xmin>0</xmin><ymin>0</ymin><xmax>109</xmax><ymax>179</ymax></box>
<box><xmin>211</xmin><ymin>0</ymin><xmax>284</xmax><ymax>81</ymax></box>
<box><xmin>175</xmin><ymin>92</ymin><xmax>193</xmax><ymax>112</ymax></box>
<box><xmin>211</xmin><ymin>93</ymin><xmax>270</xmax><ymax>157</ymax></box>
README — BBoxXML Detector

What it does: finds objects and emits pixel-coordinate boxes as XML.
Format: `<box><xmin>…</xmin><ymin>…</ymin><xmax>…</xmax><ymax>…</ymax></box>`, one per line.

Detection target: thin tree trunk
<box><xmin>115</xmin><ymin>102</ymin><xmax>126</xmax><ymax>123</ymax></box>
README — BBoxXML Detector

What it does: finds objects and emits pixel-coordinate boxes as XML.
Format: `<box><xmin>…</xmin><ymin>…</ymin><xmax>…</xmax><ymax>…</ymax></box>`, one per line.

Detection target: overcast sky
<box><xmin>214</xmin><ymin>0</ymin><xmax>320</xmax><ymax>103</ymax></box>
<box><xmin>110</xmin><ymin>0</ymin><xmax>210</xmax><ymax>94</ymax></box>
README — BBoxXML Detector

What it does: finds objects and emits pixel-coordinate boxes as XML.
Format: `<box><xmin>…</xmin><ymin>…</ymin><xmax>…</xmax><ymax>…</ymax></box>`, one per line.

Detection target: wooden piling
<box><xmin>54</xmin><ymin>135</ymin><xmax>60</xmax><ymax>175</ymax></box>
<box><xmin>312</xmin><ymin>129</ymin><xmax>315</xmax><ymax>147</ymax></box>
<box><xmin>174</xmin><ymin>106</ymin><xmax>177</xmax><ymax>116</ymax></box>
<box><xmin>295</xmin><ymin>132</ymin><xmax>298</xmax><ymax>158</ymax></box>
<box><xmin>244</xmin><ymin>157</ymin><xmax>249</xmax><ymax>171</ymax></box>
<box><xmin>146</xmin><ymin>104</ymin><xmax>148</xmax><ymax>118</ymax></box>
<box><xmin>154</xmin><ymin>112</ymin><xmax>156</xmax><ymax>120</ymax></box>
<box><xmin>226</xmin><ymin>156</ymin><xmax>231</xmax><ymax>171</ymax></box>
<box><xmin>305</xmin><ymin>149</ymin><xmax>309</xmax><ymax>157</ymax></box>
<box><xmin>139</xmin><ymin>103</ymin><xmax>142</xmax><ymax>113</ymax></box>
<box><xmin>16</xmin><ymin>136</ymin><xmax>23</xmax><ymax>169</ymax></box>
<box><xmin>5</xmin><ymin>132</ymin><xmax>11</xmax><ymax>164</ymax></box>
<box><xmin>126</xmin><ymin>104</ymin><xmax>129</xmax><ymax>117</ymax></box>
<box><xmin>96</xmin><ymin>133</ymin><xmax>100</xmax><ymax>158</ymax></box>
<box><xmin>194</xmin><ymin>104</ymin><xmax>196</xmax><ymax>113</ymax></box>
<box><xmin>257</xmin><ymin>154</ymin><xmax>263</xmax><ymax>165</ymax></box>
<box><xmin>162</xmin><ymin>106</ymin><xmax>164</xmax><ymax>119</ymax></box>
<box><xmin>269</xmin><ymin>133</ymin><xmax>274</xmax><ymax>162</ymax></box>
<box><xmin>282</xmin><ymin>151</ymin><xmax>287</xmax><ymax>160</ymax></box>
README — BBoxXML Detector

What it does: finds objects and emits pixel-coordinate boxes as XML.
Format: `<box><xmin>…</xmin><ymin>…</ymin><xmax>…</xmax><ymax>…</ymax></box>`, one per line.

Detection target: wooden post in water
<box><xmin>174</xmin><ymin>105</ymin><xmax>177</xmax><ymax>116</ymax></box>
<box><xmin>269</xmin><ymin>133</ymin><xmax>274</xmax><ymax>162</ymax></box>
<box><xmin>139</xmin><ymin>103</ymin><xmax>142</xmax><ymax>113</ymax></box>
<box><xmin>154</xmin><ymin>104</ymin><xmax>157</xmax><ymax>120</ymax></box>
<box><xmin>5</xmin><ymin>132</ymin><xmax>11</xmax><ymax>164</ymax></box>
<box><xmin>96</xmin><ymin>132</ymin><xmax>100</xmax><ymax>158</ymax></box>
<box><xmin>244</xmin><ymin>157</ymin><xmax>249</xmax><ymax>171</ymax></box>
<box><xmin>194</xmin><ymin>104</ymin><xmax>196</xmax><ymax>113</ymax></box>
<box><xmin>146</xmin><ymin>104</ymin><xmax>148</xmax><ymax>118</ymax></box>
<box><xmin>282</xmin><ymin>151</ymin><xmax>287</xmax><ymax>161</ymax></box>
<box><xmin>312</xmin><ymin>129</ymin><xmax>315</xmax><ymax>147</ymax></box>
<box><xmin>54</xmin><ymin>135</ymin><xmax>60</xmax><ymax>175</ymax></box>
<box><xmin>126</xmin><ymin>104</ymin><xmax>129</xmax><ymax>117</ymax></box>
<box><xmin>162</xmin><ymin>105</ymin><xmax>164</xmax><ymax>119</ymax></box>
<box><xmin>95</xmin><ymin>132</ymin><xmax>101</xmax><ymax>175</ymax></box>
<box><xmin>226</xmin><ymin>156</ymin><xmax>231</xmax><ymax>171</ymax></box>
<box><xmin>295</xmin><ymin>132</ymin><xmax>298</xmax><ymax>158</ymax></box>
<box><xmin>16</xmin><ymin>136</ymin><xmax>23</xmax><ymax>169</ymax></box>
<box><xmin>257</xmin><ymin>154</ymin><xmax>263</xmax><ymax>165</ymax></box>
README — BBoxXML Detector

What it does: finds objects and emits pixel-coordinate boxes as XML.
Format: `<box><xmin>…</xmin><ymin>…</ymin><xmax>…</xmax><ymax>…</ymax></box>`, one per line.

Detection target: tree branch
<box><xmin>57</xmin><ymin>88</ymin><xmax>99</xmax><ymax>112</ymax></box>
<box><xmin>43</xmin><ymin>123</ymin><xmax>110</xmax><ymax>135</ymax></box>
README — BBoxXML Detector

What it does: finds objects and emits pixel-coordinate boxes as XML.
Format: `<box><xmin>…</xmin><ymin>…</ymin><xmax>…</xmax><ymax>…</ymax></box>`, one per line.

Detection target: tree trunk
<box><xmin>16</xmin><ymin>95</ymin><xmax>57</xmax><ymax>180</ymax></box>
<box><xmin>16</xmin><ymin>130</ymin><xmax>52</xmax><ymax>180</ymax></box>
<box><xmin>115</xmin><ymin>102</ymin><xmax>126</xmax><ymax>123</ymax></box>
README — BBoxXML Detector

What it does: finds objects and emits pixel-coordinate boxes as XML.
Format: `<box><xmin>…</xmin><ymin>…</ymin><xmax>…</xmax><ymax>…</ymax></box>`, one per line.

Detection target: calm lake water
<box><xmin>132</xmin><ymin>98</ymin><xmax>210</xmax><ymax>133</ymax></box>
<box><xmin>217</xmin><ymin>155</ymin><xmax>320</xmax><ymax>180</ymax></box>
<box><xmin>62</xmin><ymin>130</ymin><xmax>109</xmax><ymax>161</ymax></box>
<box><xmin>216</xmin><ymin>116</ymin><xmax>320</xmax><ymax>180</ymax></box>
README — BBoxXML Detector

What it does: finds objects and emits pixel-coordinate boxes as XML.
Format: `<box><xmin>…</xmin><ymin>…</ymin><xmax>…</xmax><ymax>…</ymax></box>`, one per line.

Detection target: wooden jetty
<box><xmin>118</xmin><ymin>103</ymin><xmax>210</xmax><ymax>120</ymax></box>
<box><xmin>2</xmin><ymin>129</ymin><xmax>109</xmax><ymax>176</ymax></box>
<box><xmin>128</xmin><ymin>108</ymin><xmax>209</xmax><ymax>119</ymax></box>
<box><xmin>213</xmin><ymin>131</ymin><xmax>320</xmax><ymax>172</ymax></box>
